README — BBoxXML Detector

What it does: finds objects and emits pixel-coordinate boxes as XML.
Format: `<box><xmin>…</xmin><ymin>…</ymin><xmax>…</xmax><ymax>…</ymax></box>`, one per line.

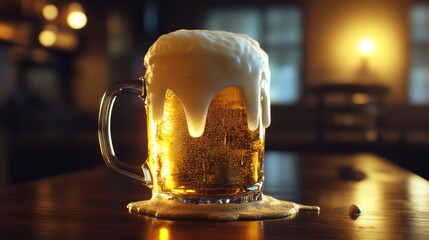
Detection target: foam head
<box><xmin>144</xmin><ymin>29</ymin><xmax>271</xmax><ymax>137</ymax></box>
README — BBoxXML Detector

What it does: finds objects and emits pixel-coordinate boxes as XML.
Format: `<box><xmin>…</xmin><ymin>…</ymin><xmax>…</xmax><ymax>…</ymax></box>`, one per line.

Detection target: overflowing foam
<box><xmin>144</xmin><ymin>29</ymin><xmax>271</xmax><ymax>137</ymax></box>
<box><xmin>128</xmin><ymin>195</ymin><xmax>320</xmax><ymax>221</ymax></box>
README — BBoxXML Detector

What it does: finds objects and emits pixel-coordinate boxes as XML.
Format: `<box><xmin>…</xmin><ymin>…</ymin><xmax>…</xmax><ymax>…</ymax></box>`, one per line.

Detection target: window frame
<box><xmin>408</xmin><ymin>3</ymin><xmax>429</xmax><ymax>105</ymax></box>
<box><xmin>201</xmin><ymin>4</ymin><xmax>305</xmax><ymax>106</ymax></box>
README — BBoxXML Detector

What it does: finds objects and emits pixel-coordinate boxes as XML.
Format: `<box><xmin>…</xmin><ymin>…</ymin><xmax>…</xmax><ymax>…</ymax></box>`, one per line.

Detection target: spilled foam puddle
<box><xmin>128</xmin><ymin>195</ymin><xmax>320</xmax><ymax>221</ymax></box>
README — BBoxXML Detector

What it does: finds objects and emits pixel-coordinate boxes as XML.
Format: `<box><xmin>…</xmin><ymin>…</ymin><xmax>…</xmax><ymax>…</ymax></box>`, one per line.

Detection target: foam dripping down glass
<box><xmin>98</xmin><ymin>29</ymin><xmax>319</xmax><ymax>220</ymax></box>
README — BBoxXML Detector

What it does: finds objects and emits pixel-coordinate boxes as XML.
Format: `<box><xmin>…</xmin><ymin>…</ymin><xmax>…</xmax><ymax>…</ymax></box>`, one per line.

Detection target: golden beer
<box><xmin>146</xmin><ymin>87</ymin><xmax>265</xmax><ymax>202</ymax></box>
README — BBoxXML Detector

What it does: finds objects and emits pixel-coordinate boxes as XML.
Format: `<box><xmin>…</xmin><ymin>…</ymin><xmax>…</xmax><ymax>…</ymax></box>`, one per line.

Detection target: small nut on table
<box><xmin>349</xmin><ymin>204</ymin><xmax>362</xmax><ymax>216</ymax></box>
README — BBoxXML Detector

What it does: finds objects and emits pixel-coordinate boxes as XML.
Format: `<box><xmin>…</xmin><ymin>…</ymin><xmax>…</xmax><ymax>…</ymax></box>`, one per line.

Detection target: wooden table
<box><xmin>1</xmin><ymin>151</ymin><xmax>428</xmax><ymax>239</ymax></box>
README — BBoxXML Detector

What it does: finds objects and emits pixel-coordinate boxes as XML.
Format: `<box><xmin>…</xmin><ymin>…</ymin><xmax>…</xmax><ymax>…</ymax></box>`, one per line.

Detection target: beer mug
<box><xmin>98</xmin><ymin>29</ymin><xmax>270</xmax><ymax>204</ymax></box>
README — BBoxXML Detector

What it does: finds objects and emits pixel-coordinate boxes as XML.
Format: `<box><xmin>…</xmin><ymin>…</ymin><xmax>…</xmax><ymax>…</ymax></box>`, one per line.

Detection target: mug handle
<box><xmin>98</xmin><ymin>78</ymin><xmax>152</xmax><ymax>186</ymax></box>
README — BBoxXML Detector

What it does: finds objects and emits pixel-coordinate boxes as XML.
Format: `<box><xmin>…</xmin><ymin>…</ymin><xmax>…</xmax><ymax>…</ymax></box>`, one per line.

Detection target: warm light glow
<box><xmin>148</xmin><ymin>107</ymin><xmax>174</xmax><ymax>192</ymax></box>
<box><xmin>0</xmin><ymin>22</ymin><xmax>15</xmax><ymax>41</ymax></box>
<box><xmin>358</xmin><ymin>38</ymin><xmax>375</xmax><ymax>57</ymax></box>
<box><xmin>56</xmin><ymin>31</ymin><xmax>78</xmax><ymax>50</ymax></box>
<box><xmin>408</xmin><ymin>175</ymin><xmax>429</xmax><ymax>212</ymax></box>
<box><xmin>244</xmin><ymin>220</ymin><xmax>262</xmax><ymax>239</ymax></box>
<box><xmin>39</xmin><ymin>29</ymin><xmax>57</xmax><ymax>47</ymax></box>
<box><xmin>67</xmin><ymin>2</ymin><xmax>87</xmax><ymax>29</ymax></box>
<box><xmin>352</xmin><ymin>93</ymin><xmax>371</xmax><ymax>104</ymax></box>
<box><xmin>67</xmin><ymin>11</ymin><xmax>87</xmax><ymax>29</ymax></box>
<box><xmin>321</xmin><ymin>4</ymin><xmax>404</xmax><ymax>85</ymax></box>
<box><xmin>158</xmin><ymin>227</ymin><xmax>170</xmax><ymax>240</ymax></box>
<box><xmin>42</xmin><ymin>4</ymin><xmax>58</xmax><ymax>20</ymax></box>
<box><xmin>158</xmin><ymin>100</ymin><xmax>174</xmax><ymax>191</ymax></box>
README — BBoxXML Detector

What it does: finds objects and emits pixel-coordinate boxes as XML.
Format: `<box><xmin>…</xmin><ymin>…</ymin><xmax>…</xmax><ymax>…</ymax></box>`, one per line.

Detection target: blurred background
<box><xmin>0</xmin><ymin>0</ymin><xmax>428</xmax><ymax>186</ymax></box>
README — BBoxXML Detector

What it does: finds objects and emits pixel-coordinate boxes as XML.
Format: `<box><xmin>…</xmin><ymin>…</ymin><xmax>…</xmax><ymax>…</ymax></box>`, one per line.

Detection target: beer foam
<box><xmin>127</xmin><ymin>195</ymin><xmax>320</xmax><ymax>221</ymax></box>
<box><xmin>144</xmin><ymin>29</ymin><xmax>271</xmax><ymax>137</ymax></box>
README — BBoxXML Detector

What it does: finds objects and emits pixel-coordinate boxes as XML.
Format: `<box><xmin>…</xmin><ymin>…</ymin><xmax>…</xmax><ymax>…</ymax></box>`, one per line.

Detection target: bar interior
<box><xmin>0</xmin><ymin>0</ymin><xmax>428</xmax><ymax>184</ymax></box>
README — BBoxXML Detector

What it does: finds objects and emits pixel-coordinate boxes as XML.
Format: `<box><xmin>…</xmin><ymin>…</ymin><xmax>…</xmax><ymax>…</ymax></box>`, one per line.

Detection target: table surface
<box><xmin>1</xmin><ymin>151</ymin><xmax>428</xmax><ymax>240</ymax></box>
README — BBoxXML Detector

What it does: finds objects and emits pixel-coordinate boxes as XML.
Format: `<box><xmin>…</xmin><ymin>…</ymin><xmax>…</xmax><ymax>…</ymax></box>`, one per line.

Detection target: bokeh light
<box><xmin>67</xmin><ymin>3</ymin><xmax>87</xmax><ymax>30</ymax></box>
<box><xmin>39</xmin><ymin>29</ymin><xmax>56</xmax><ymax>47</ymax></box>
<box><xmin>42</xmin><ymin>4</ymin><xmax>59</xmax><ymax>21</ymax></box>
<box><xmin>67</xmin><ymin>11</ymin><xmax>87</xmax><ymax>29</ymax></box>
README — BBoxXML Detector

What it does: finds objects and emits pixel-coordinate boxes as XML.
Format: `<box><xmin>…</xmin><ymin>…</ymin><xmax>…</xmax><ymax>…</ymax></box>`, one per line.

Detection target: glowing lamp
<box><xmin>358</xmin><ymin>38</ymin><xmax>375</xmax><ymax>57</ymax></box>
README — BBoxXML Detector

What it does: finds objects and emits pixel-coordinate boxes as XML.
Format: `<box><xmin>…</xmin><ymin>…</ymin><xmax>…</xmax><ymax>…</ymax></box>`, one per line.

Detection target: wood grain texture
<box><xmin>1</xmin><ymin>152</ymin><xmax>428</xmax><ymax>239</ymax></box>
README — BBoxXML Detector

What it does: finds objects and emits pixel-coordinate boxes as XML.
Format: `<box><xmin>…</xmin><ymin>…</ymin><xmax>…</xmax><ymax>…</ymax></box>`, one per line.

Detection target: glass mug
<box><xmin>98</xmin><ymin>78</ymin><xmax>265</xmax><ymax>204</ymax></box>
